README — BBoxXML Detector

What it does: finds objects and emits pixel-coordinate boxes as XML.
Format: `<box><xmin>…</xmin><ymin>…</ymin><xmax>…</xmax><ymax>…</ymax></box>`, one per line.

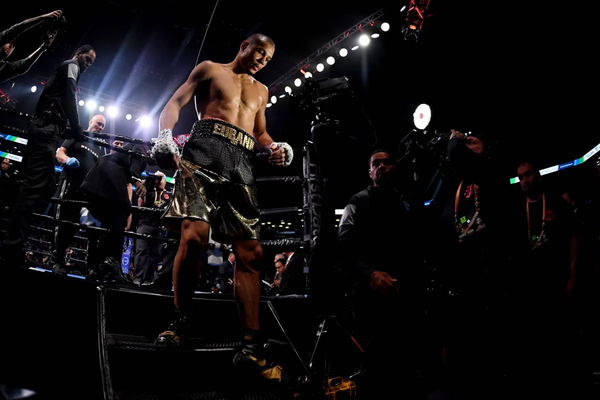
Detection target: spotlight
<box><xmin>30</xmin><ymin>86</ymin><xmax>37</xmax><ymax>93</ymax></box>
<box><xmin>358</xmin><ymin>34</ymin><xmax>371</xmax><ymax>46</ymax></box>
<box><xmin>98</xmin><ymin>105</ymin><xmax>105</xmax><ymax>112</ymax></box>
<box><xmin>107</xmin><ymin>106</ymin><xmax>118</xmax><ymax>117</ymax></box>
<box><xmin>413</xmin><ymin>103</ymin><xmax>432</xmax><ymax>130</ymax></box>
<box><xmin>381</xmin><ymin>22</ymin><xmax>390</xmax><ymax>31</ymax></box>
<box><xmin>294</xmin><ymin>78</ymin><xmax>302</xmax><ymax>87</ymax></box>
<box><xmin>86</xmin><ymin>100</ymin><xmax>97</xmax><ymax>111</ymax></box>
<box><xmin>266</xmin><ymin>103</ymin><xmax>272</xmax><ymax>108</ymax></box>
<box><xmin>139</xmin><ymin>116</ymin><xmax>152</xmax><ymax>127</ymax></box>
<box><xmin>270</xmin><ymin>95</ymin><xmax>277</xmax><ymax>104</ymax></box>
<box><xmin>304</xmin><ymin>71</ymin><xmax>313</xmax><ymax>78</ymax></box>
<box><xmin>78</xmin><ymin>100</ymin><xmax>85</xmax><ymax>106</ymax></box>
<box><xmin>351</xmin><ymin>45</ymin><xmax>359</xmax><ymax>51</ymax></box>
<box><xmin>326</xmin><ymin>56</ymin><xmax>335</xmax><ymax>65</ymax></box>
<box><xmin>126</xmin><ymin>114</ymin><xmax>132</xmax><ymax>120</ymax></box>
<box><xmin>279</xmin><ymin>94</ymin><xmax>286</xmax><ymax>98</ymax></box>
<box><xmin>371</xmin><ymin>33</ymin><xmax>380</xmax><ymax>38</ymax></box>
<box><xmin>339</xmin><ymin>48</ymin><xmax>348</xmax><ymax>57</ymax></box>
<box><xmin>316</xmin><ymin>63</ymin><xmax>324</xmax><ymax>72</ymax></box>
<box><xmin>284</xmin><ymin>86</ymin><xmax>292</xmax><ymax>94</ymax></box>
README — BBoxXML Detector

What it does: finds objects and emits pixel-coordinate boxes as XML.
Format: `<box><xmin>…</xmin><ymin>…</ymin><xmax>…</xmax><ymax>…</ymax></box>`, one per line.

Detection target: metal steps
<box><xmin>99</xmin><ymin>288</ymin><xmax>320</xmax><ymax>399</ymax></box>
<box><xmin>105</xmin><ymin>334</ymin><xmax>313</xmax><ymax>399</ymax></box>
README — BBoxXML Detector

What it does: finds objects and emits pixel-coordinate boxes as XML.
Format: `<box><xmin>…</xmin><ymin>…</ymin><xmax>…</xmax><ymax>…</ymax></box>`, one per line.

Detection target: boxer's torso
<box><xmin>195</xmin><ymin>62</ymin><xmax>266</xmax><ymax>138</ymax></box>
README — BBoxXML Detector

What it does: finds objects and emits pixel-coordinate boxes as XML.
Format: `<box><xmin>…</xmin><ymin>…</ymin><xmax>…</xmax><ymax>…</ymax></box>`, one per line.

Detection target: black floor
<box><xmin>1</xmin><ymin>264</ymin><xmax>599</xmax><ymax>400</ymax></box>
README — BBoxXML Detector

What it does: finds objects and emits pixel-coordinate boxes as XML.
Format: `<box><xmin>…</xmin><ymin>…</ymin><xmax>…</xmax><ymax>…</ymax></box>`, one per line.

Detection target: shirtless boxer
<box><xmin>151</xmin><ymin>33</ymin><xmax>293</xmax><ymax>381</ymax></box>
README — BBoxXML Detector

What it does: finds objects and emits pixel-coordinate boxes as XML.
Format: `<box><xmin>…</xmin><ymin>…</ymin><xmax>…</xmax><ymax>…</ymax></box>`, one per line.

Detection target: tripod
<box><xmin>307</xmin><ymin>313</ymin><xmax>365</xmax><ymax>393</ymax></box>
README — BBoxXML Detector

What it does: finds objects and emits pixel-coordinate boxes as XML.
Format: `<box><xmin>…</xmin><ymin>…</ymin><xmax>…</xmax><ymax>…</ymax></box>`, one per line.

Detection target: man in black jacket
<box><xmin>424</xmin><ymin>130</ymin><xmax>510</xmax><ymax>397</ymax></box>
<box><xmin>337</xmin><ymin>149</ymin><xmax>433</xmax><ymax>399</ymax></box>
<box><xmin>1</xmin><ymin>44</ymin><xmax>96</xmax><ymax>267</ymax></box>
<box><xmin>81</xmin><ymin>139</ymin><xmax>147</xmax><ymax>283</ymax></box>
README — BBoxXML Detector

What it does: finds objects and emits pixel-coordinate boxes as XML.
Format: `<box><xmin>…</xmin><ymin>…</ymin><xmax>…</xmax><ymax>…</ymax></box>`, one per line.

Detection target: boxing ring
<box><xmin>0</xmin><ymin>106</ymin><xmax>339</xmax><ymax>399</ymax></box>
<box><xmin>0</xmin><ymin>106</ymin><xmax>323</xmax><ymax>280</ymax></box>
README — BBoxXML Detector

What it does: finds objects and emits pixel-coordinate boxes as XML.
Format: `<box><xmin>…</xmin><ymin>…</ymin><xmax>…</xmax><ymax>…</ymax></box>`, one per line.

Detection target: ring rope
<box><xmin>0</xmin><ymin>106</ymin><xmax>153</xmax><ymax>146</ymax></box>
<box><xmin>0</xmin><ymin>123</ymin><xmax>151</xmax><ymax>160</ymax></box>
<box><xmin>31</xmin><ymin>212</ymin><xmax>178</xmax><ymax>244</ymax></box>
<box><xmin>48</xmin><ymin>196</ymin><xmax>304</xmax><ymax>218</ymax></box>
<box><xmin>256</xmin><ymin>176</ymin><xmax>303</xmax><ymax>183</ymax></box>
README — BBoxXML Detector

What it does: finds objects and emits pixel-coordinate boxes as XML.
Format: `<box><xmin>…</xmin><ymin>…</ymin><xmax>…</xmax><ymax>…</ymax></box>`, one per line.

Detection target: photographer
<box><xmin>131</xmin><ymin>171</ymin><xmax>171</xmax><ymax>286</ymax></box>
<box><xmin>423</xmin><ymin>129</ymin><xmax>511</xmax><ymax>397</ymax></box>
<box><xmin>0</xmin><ymin>10</ymin><xmax>62</xmax><ymax>83</ymax></box>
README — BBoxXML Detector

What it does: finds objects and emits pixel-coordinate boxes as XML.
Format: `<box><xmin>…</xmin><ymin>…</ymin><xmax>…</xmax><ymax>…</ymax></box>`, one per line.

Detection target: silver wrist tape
<box><xmin>151</xmin><ymin>129</ymin><xmax>180</xmax><ymax>159</ymax></box>
<box><xmin>273</xmin><ymin>142</ymin><xmax>294</xmax><ymax>167</ymax></box>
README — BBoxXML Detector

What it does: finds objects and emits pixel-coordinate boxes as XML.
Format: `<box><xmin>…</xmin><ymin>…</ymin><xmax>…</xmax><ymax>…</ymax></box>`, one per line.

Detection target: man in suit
<box><xmin>278</xmin><ymin>251</ymin><xmax>305</xmax><ymax>296</ymax></box>
<box><xmin>216</xmin><ymin>251</ymin><xmax>235</xmax><ymax>293</ymax></box>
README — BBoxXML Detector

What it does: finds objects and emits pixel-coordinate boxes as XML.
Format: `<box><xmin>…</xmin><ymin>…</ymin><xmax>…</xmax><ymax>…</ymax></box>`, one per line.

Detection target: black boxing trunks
<box><xmin>162</xmin><ymin>118</ymin><xmax>260</xmax><ymax>242</ymax></box>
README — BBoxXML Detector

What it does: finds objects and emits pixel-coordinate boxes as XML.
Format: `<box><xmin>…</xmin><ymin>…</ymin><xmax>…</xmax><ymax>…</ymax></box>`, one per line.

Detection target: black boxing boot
<box><xmin>232</xmin><ymin>330</ymin><xmax>283</xmax><ymax>382</ymax></box>
<box><xmin>154</xmin><ymin>308</ymin><xmax>190</xmax><ymax>349</ymax></box>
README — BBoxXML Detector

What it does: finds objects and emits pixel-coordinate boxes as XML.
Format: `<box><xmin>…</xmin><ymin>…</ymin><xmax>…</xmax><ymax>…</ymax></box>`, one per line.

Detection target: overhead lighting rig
<box><xmin>401</xmin><ymin>0</ymin><xmax>432</xmax><ymax>43</ymax></box>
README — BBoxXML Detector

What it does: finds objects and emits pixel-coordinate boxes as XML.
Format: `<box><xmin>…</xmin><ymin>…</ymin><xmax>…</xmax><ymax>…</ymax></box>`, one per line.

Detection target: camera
<box><xmin>43</xmin><ymin>15</ymin><xmax>68</xmax><ymax>32</ymax></box>
<box><xmin>291</xmin><ymin>76</ymin><xmax>351</xmax><ymax>112</ymax></box>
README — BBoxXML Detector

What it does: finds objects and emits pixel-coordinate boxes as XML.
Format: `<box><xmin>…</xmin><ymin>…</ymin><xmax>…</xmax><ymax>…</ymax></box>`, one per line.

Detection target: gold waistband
<box><xmin>209</xmin><ymin>121</ymin><xmax>256</xmax><ymax>152</ymax></box>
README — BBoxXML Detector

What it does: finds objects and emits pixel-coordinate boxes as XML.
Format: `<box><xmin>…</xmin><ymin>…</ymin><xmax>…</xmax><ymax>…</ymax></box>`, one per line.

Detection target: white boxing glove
<box><xmin>150</xmin><ymin>129</ymin><xmax>180</xmax><ymax>160</ymax></box>
<box><xmin>271</xmin><ymin>142</ymin><xmax>293</xmax><ymax>167</ymax></box>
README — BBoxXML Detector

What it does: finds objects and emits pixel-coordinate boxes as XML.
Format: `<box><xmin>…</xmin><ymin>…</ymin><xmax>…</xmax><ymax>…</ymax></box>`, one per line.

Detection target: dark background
<box><xmin>1</xmin><ymin>1</ymin><xmax>595</xmax><ymax>210</ymax></box>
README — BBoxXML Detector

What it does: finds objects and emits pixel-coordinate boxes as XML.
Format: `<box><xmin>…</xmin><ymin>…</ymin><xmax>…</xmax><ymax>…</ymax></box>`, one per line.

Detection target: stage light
<box><xmin>381</xmin><ymin>22</ymin><xmax>390</xmax><ymax>31</ymax></box>
<box><xmin>284</xmin><ymin>86</ymin><xmax>292</xmax><ymax>94</ymax></box>
<box><xmin>371</xmin><ymin>33</ymin><xmax>380</xmax><ymax>38</ymax></box>
<box><xmin>30</xmin><ymin>86</ymin><xmax>37</xmax><ymax>93</ymax></box>
<box><xmin>279</xmin><ymin>94</ymin><xmax>286</xmax><ymax>98</ymax></box>
<box><xmin>326</xmin><ymin>56</ymin><xmax>335</xmax><ymax>65</ymax></box>
<box><xmin>413</xmin><ymin>103</ymin><xmax>431</xmax><ymax>130</ymax></box>
<box><xmin>351</xmin><ymin>45</ymin><xmax>359</xmax><ymax>51</ymax></box>
<box><xmin>107</xmin><ymin>106</ymin><xmax>118</xmax><ymax>117</ymax></box>
<box><xmin>304</xmin><ymin>71</ymin><xmax>313</xmax><ymax>78</ymax></box>
<box><xmin>339</xmin><ymin>48</ymin><xmax>348</xmax><ymax>57</ymax></box>
<box><xmin>139</xmin><ymin>116</ymin><xmax>151</xmax><ymax>127</ymax></box>
<box><xmin>86</xmin><ymin>100</ymin><xmax>97</xmax><ymax>111</ymax></box>
<box><xmin>270</xmin><ymin>95</ymin><xmax>277</xmax><ymax>104</ymax></box>
<box><xmin>98</xmin><ymin>105</ymin><xmax>105</xmax><ymax>112</ymax></box>
<box><xmin>316</xmin><ymin>63</ymin><xmax>324</xmax><ymax>72</ymax></box>
<box><xmin>294</xmin><ymin>78</ymin><xmax>302</xmax><ymax>87</ymax></box>
<box><xmin>266</xmin><ymin>103</ymin><xmax>272</xmax><ymax>108</ymax></box>
<box><xmin>358</xmin><ymin>34</ymin><xmax>371</xmax><ymax>46</ymax></box>
<box><xmin>78</xmin><ymin>100</ymin><xmax>85</xmax><ymax>106</ymax></box>
<box><xmin>126</xmin><ymin>114</ymin><xmax>132</xmax><ymax>120</ymax></box>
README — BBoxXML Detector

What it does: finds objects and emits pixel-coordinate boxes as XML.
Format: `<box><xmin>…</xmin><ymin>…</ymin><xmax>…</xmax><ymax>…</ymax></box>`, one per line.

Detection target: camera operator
<box><xmin>423</xmin><ymin>129</ymin><xmax>511</xmax><ymax>396</ymax></box>
<box><xmin>0</xmin><ymin>10</ymin><xmax>62</xmax><ymax>83</ymax></box>
<box><xmin>131</xmin><ymin>171</ymin><xmax>171</xmax><ymax>287</ymax></box>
